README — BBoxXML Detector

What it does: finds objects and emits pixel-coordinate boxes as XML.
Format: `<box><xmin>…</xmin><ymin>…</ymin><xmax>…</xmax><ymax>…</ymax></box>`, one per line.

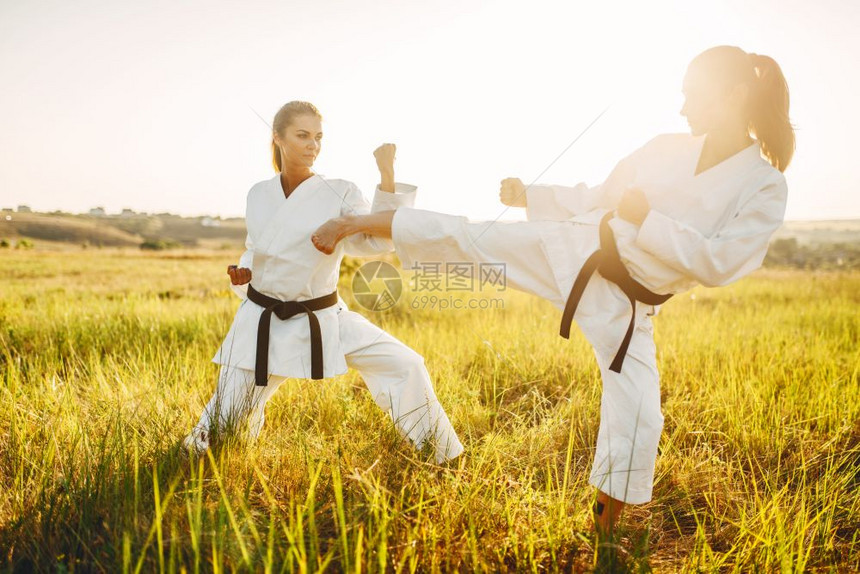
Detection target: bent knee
<box><xmin>384</xmin><ymin>346</ymin><xmax>427</xmax><ymax>377</ymax></box>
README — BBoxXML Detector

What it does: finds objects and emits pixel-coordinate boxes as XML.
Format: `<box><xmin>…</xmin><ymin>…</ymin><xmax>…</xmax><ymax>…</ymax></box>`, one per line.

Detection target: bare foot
<box><xmin>311</xmin><ymin>217</ymin><xmax>351</xmax><ymax>254</ymax></box>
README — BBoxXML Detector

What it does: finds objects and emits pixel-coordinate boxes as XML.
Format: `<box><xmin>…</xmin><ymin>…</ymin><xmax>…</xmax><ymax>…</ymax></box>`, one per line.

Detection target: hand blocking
<box><xmin>499</xmin><ymin>178</ymin><xmax>527</xmax><ymax>207</ymax></box>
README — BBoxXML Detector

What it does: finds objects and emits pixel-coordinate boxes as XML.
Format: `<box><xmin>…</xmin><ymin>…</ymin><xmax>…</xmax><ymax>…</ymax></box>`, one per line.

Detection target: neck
<box><xmin>282</xmin><ymin>165</ymin><xmax>313</xmax><ymax>182</ymax></box>
<box><xmin>280</xmin><ymin>165</ymin><xmax>314</xmax><ymax>195</ymax></box>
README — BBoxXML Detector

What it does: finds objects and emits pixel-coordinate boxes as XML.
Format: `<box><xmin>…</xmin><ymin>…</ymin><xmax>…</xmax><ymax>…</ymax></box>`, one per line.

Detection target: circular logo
<box><xmin>352</xmin><ymin>261</ymin><xmax>402</xmax><ymax>311</ymax></box>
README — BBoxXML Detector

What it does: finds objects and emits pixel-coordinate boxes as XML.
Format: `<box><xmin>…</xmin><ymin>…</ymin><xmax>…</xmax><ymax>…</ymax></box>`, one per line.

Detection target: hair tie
<box><xmin>748</xmin><ymin>52</ymin><xmax>766</xmax><ymax>81</ymax></box>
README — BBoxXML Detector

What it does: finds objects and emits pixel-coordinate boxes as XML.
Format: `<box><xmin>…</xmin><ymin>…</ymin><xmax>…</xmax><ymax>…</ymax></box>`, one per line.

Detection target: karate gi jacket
<box><xmin>213</xmin><ymin>174</ymin><xmax>416</xmax><ymax>378</ymax></box>
<box><xmin>525</xmin><ymin>133</ymin><xmax>788</xmax><ymax>295</ymax></box>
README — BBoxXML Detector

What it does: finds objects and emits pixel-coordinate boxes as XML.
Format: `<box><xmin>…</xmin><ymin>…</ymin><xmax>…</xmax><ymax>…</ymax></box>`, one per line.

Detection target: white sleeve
<box><xmin>525</xmin><ymin>154</ymin><xmax>636</xmax><ymax>221</ymax></box>
<box><xmin>230</xmin><ymin>190</ymin><xmax>257</xmax><ymax>300</ymax></box>
<box><xmin>238</xmin><ymin>234</ymin><xmax>253</xmax><ymax>269</ymax></box>
<box><xmin>341</xmin><ymin>182</ymin><xmax>417</xmax><ymax>256</ymax></box>
<box><xmin>525</xmin><ymin>182</ymin><xmax>601</xmax><ymax>221</ymax></box>
<box><xmin>634</xmin><ymin>178</ymin><xmax>788</xmax><ymax>287</ymax></box>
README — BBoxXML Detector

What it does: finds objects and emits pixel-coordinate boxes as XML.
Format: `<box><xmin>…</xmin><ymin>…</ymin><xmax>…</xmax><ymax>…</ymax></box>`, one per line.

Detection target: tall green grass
<box><xmin>1</xmin><ymin>251</ymin><xmax>857</xmax><ymax>572</ymax></box>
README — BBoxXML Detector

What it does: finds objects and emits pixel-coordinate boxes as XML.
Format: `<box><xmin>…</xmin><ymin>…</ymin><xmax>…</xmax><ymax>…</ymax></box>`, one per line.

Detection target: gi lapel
<box><xmin>256</xmin><ymin>174</ymin><xmax>318</xmax><ymax>253</ymax></box>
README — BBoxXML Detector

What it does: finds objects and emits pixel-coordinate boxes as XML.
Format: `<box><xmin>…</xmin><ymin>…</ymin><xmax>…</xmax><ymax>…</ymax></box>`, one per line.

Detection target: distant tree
<box><xmin>113</xmin><ymin>216</ymin><xmax>163</xmax><ymax>236</ymax></box>
<box><xmin>140</xmin><ymin>239</ymin><xmax>181</xmax><ymax>251</ymax></box>
<box><xmin>765</xmin><ymin>237</ymin><xmax>860</xmax><ymax>270</ymax></box>
<box><xmin>765</xmin><ymin>238</ymin><xmax>799</xmax><ymax>266</ymax></box>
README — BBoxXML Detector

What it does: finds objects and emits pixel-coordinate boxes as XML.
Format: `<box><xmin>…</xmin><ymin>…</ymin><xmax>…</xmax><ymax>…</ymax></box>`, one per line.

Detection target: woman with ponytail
<box><xmin>310</xmin><ymin>46</ymin><xmax>794</xmax><ymax>536</ymax></box>
<box><xmin>183</xmin><ymin>101</ymin><xmax>464</xmax><ymax>464</ymax></box>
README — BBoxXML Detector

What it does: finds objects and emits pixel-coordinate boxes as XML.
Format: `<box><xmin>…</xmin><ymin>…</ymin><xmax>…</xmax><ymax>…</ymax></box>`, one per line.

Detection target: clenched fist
<box><xmin>227</xmin><ymin>265</ymin><xmax>252</xmax><ymax>285</ymax></box>
<box><xmin>499</xmin><ymin>177</ymin><xmax>527</xmax><ymax>207</ymax></box>
<box><xmin>374</xmin><ymin>143</ymin><xmax>396</xmax><ymax>174</ymax></box>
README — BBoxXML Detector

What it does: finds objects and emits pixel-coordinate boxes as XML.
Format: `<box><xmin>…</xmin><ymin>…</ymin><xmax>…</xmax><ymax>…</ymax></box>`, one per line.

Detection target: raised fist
<box><xmin>374</xmin><ymin>143</ymin><xmax>396</xmax><ymax>174</ymax></box>
<box><xmin>499</xmin><ymin>177</ymin><xmax>527</xmax><ymax>207</ymax></box>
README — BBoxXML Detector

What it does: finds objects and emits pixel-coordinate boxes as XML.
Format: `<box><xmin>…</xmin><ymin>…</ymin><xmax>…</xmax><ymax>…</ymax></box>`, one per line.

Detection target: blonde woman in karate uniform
<box><xmin>183</xmin><ymin>101</ymin><xmax>464</xmax><ymax>464</ymax></box>
<box><xmin>310</xmin><ymin>46</ymin><xmax>794</xmax><ymax>534</ymax></box>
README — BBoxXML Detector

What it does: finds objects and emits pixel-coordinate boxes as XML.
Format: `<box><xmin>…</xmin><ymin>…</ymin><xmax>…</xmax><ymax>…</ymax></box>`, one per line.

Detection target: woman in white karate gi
<box><xmin>184</xmin><ymin>101</ymin><xmax>464</xmax><ymax>464</ymax></box>
<box><xmin>310</xmin><ymin>46</ymin><xmax>794</xmax><ymax>533</ymax></box>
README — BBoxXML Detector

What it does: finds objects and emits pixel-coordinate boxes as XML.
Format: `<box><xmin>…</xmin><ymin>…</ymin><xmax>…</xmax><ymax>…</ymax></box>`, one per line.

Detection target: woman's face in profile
<box><xmin>275</xmin><ymin>114</ymin><xmax>323</xmax><ymax>168</ymax></box>
<box><xmin>680</xmin><ymin>66</ymin><xmax>726</xmax><ymax>137</ymax></box>
<box><xmin>680</xmin><ymin>62</ymin><xmax>751</xmax><ymax>138</ymax></box>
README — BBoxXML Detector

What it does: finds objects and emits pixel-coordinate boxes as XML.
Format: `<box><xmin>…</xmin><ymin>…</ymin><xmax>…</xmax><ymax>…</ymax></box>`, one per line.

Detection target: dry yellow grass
<box><xmin>1</xmin><ymin>250</ymin><xmax>858</xmax><ymax>572</ymax></box>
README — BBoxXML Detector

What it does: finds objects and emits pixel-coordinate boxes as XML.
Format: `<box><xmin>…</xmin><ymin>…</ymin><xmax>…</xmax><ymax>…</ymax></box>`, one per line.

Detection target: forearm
<box><xmin>636</xmin><ymin>210</ymin><xmax>771</xmax><ymax>287</ymax></box>
<box><xmin>525</xmin><ymin>182</ymin><xmax>596</xmax><ymax>221</ymax></box>
<box><xmin>379</xmin><ymin>168</ymin><xmax>395</xmax><ymax>193</ymax></box>
<box><xmin>374</xmin><ymin>143</ymin><xmax>397</xmax><ymax>193</ymax></box>
<box><xmin>346</xmin><ymin>210</ymin><xmax>396</xmax><ymax>238</ymax></box>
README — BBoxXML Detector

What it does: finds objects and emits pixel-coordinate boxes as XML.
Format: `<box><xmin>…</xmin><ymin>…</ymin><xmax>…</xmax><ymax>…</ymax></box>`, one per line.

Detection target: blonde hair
<box><xmin>690</xmin><ymin>46</ymin><xmax>795</xmax><ymax>172</ymax></box>
<box><xmin>271</xmin><ymin>101</ymin><xmax>323</xmax><ymax>172</ymax></box>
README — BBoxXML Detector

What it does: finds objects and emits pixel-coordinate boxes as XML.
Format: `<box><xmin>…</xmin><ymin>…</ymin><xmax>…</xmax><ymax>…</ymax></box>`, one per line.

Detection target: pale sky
<box><xmin>1</xmin><ymin>0</ymin><xmax>858</xmax><ymax>221</ymax></box>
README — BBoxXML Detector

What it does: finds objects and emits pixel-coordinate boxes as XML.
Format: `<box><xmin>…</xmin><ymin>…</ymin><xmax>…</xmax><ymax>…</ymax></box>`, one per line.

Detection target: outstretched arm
<box><xmin>499</xmin><ymin>176</ymin><xmax>597</xmax><ymax>220</ymax></box>
<box><xmin>498</xmin><ymin>153</ymin><xmax>637</xmax><ymax>222</ymax></box>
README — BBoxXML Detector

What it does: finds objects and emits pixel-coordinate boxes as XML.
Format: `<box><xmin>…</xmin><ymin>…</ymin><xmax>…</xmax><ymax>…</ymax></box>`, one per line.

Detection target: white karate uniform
<box><xmin>188</xmin><ymin>174</ymin><xmax>464</xmax><ymax>463</ymax></box>
<box><xmin>390</xmin><ymin>133</ymin><xmax>787</xmax><ymax>502</ymax></box>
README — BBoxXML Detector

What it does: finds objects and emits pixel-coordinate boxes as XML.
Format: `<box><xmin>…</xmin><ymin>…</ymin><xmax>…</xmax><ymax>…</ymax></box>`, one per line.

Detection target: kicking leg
<box><xmin>314</xmin><ymin>208</ymin><xmax>577</xmax><ymax>307</ymax></box>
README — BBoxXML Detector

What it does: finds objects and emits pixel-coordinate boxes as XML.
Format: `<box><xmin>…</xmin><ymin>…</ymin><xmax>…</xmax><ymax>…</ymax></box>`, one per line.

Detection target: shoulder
<box><xmin>247</xmin><ymin>175</ymin><xmax>279</xmax><ymax>201</ymax></box>
<box><xmin>764</xmin><ymin>167</ymin><xmax>787</xmax><ymax>189</ymax></box>
<box><xmin>317</xmin><ymin>177</ymin><xmax>363</xmax><ymax>203</ymax></box>
<box><xmin>749</xmin><ymin>156</ymin><xmax>787</xmax><ymax>192</ymax></box>
<box><xmin>759</xmin><ymin>158</ymin><xmax>787</xmax><ymax>186</ymax></box>
<box><xmin>761</xmin><ymin>170</ymin><xmax>788</xmax><ymax>207</ymax></box>
<box><xmin>737</xmin><ymin>164</ymin><xmax>787</xmax><ymax>218</ymax></box>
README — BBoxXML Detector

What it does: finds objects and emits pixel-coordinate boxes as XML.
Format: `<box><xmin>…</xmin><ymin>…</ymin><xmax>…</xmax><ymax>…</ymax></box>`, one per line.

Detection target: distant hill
<box><xmin>0</xmin><ymin>211</ymin><xmax>246</xmax><ymax>249</ymax></box>
<box><xmin>0</xmin><ymin>213</ymin><xmax>141</xmax><ymax>247</ymax></box>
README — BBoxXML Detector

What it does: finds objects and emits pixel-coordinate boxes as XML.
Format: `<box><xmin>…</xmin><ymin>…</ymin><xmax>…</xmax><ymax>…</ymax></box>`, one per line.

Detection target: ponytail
<box><xmin>748</xmin><ymin>54</ymin><xmax>795</xmax><ymax>172</ymax></box>
<box><xmin>272</xmin><ymin>139</ymin><xmax>282</xmax><ymax>172</ymax></box>
<box><xmin>689</xmin><ymin>46</ymin><xmax>796</xmax><ymax>173</ymax></box>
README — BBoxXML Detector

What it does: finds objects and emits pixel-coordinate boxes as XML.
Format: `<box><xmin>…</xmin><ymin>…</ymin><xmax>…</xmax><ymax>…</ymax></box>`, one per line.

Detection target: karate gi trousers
<box><xmin>392</xmin><ymin>207</ymin><xmax>663</xmax><ymax>504</ymax></box>
<box><xmin>188</xmin><ymin>307</ymin><xmax>465</xmax><ymax>464</ymax></box>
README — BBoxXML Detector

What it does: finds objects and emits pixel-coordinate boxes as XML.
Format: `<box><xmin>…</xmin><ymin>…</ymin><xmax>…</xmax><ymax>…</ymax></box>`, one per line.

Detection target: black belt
<box><xmin>246</xmin><ymin>284</ymin><xmax>339</xmax><ymax>385</ymax></box>
<box><xmin>559</xmin><ymin>213</ymin><xmax>672</xmax><ymax>373</ymax></box>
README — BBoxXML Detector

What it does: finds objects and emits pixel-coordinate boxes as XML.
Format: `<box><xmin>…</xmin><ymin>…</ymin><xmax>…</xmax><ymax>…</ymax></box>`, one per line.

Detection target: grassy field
<box><xmin>1</xmin><ymin>250</ymin><xmax>858</xmax><ymax>572</ymax></box>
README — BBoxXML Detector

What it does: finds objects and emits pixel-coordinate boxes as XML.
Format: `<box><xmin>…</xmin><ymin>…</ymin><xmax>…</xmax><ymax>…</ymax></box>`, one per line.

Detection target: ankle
<box><xmin>337</xmin><ymin>215</ymin><xmax>357</xmax><ymax>239</ymax></box>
